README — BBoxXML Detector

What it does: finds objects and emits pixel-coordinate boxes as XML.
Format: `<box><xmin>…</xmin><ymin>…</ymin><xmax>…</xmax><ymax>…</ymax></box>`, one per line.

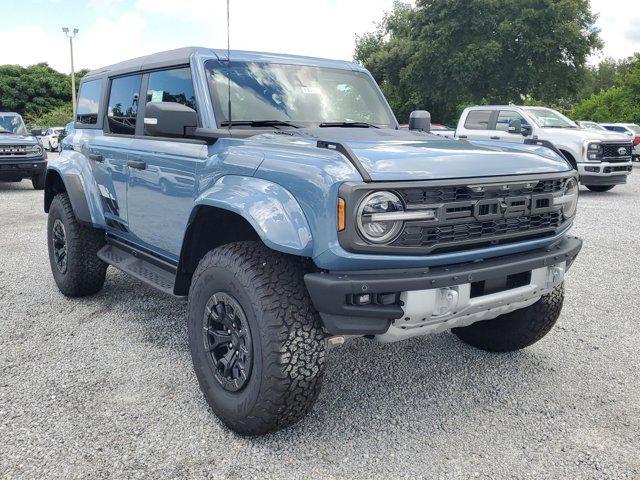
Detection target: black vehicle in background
<box><xmin>0</xmin><ymin>112</ymin><xmax>47</xmax><ymax>189</ymax></box>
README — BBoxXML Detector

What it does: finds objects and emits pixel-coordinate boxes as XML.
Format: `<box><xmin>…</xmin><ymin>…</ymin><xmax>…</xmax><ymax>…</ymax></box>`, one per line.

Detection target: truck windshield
<box><xmin>524</xmin><ymin>108</ymin><xmax>577</xmax><ymax>129</ymax></box>
<box><xmin>581</xmin><ymin>121</ymin><xmax>606</xmax><ymax>131</ymax></box>
<box><xmin>0</xmin><ymin>114</ymin><xmax>28</xmax><ymax>135</ymax></box>
<box><xmin>205</xmin><ymin>60</ymin><xmax>396</xmax><ymax>129</ymax></box>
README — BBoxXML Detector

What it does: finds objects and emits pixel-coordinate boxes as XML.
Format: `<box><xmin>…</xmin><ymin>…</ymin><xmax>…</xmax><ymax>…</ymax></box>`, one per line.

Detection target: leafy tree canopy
<box><xmin>355</xmin><ymin>0</ymin><xmax>602</xmax><ymax>123</ymax></box>
<box><xmin>0</xmin><ymin>63</ymin><xmax>87</xmax><ymax>118</ymax></box>
<box><xmin>571</xmin><ymin>54</ymin><xmax>640</xmax><ymax>123</ymax></box>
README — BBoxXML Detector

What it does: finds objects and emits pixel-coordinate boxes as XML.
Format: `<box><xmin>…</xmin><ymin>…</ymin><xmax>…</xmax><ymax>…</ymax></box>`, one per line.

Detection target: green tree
<box><xmin>0</xmin><ymin>63</ymin><xmax>87</xmax><ymax>118</ymax></box>
<box><xmin>578</xmin><ymin>56</ymin><xmax>634</xmax><ymax>99</ymax></box>
<box><xmin>571</xmin><ymin>55</ymin><xmax>640</xmax><ymax>123</ymax></box>
<box><xmin>24</xmin><ymin>105</ymin><xmax>73</xmax><ymax>130</ymax></box>
<box><xmin>355</xmin><ymin>0</ymin><xmax>602</xmax><ymax>123</ymax></box>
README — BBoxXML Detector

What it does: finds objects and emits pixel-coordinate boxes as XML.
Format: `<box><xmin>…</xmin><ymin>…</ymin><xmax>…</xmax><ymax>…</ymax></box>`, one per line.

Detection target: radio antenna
<box><xmin>226</xmin><ymin>0</ymin><xmax>232</xmax><ymax>130</ymax></box>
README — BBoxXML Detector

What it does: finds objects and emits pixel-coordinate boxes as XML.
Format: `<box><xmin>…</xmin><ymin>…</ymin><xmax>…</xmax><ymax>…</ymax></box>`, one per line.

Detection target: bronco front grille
<box><xmin>338</xmin><ymin>173</ymin><xmax>574</xmax><ymax>255</ymax></box>
<box><xmin>602</xmin><ymin>143</ymin><xmax>632</xmax><ymax>161</ymax></box>
<box><xmin>0</xmin><ymin>145</ymin><xmax>30</xmax><ymax>158</ymax></box>
<box><xmin>398</xmin><ymin>178</ymin><xmax>563</xmax><ymax>205</ymax></box>
<box><xmin>393</xmin><ymin>211</ymin><xmax>563</xmax><ymax>251</ymax></box>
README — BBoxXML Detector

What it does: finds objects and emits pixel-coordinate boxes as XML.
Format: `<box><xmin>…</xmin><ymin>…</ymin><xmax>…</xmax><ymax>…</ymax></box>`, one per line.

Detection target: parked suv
<box><xmin>0</xmin><ymin>112</ymin><xmax>47</xmax><ymax>189</ymax></box>
<box><xmin>45</xmin><ymin>48</ymin><xmax>582</xmax><ymax>435</ymax></box>
<box><xmin>456</xmin><ymin>106</ymin><xmax>633</xmax><ymax>192</ymax></box>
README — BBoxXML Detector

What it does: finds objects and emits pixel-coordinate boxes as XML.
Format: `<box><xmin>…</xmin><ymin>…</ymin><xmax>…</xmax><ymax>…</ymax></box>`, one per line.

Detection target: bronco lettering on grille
<box><xmin>438</xmin><ymin>193</ymin><xmax>555</xmax><ymax>222</ymax></box>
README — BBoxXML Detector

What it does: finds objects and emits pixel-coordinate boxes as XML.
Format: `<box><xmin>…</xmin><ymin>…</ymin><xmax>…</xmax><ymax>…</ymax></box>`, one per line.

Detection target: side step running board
<box><xmin>97</xmin><ymin>244</ymin><xmax>180</xmax><ymax>297</ymax></box>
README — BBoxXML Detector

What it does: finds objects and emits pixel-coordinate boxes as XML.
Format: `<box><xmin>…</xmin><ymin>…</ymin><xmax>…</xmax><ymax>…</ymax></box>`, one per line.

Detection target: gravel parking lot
<box><xmin>1</xmin><ymin>156</ymin><xmax>639</xmax><ymax>479</ymax></box>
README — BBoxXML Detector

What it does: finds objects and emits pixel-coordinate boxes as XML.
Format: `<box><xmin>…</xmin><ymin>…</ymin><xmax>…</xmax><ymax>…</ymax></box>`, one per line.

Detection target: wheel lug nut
<box><xmin>228</xmin><ymin>343</ymin><xmax>233</xmax><ymax>348</ymax></box>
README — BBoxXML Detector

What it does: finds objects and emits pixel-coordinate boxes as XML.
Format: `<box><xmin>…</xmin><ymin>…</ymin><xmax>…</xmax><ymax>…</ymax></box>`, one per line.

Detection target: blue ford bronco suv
<box><xmin>45</xmin><ymin>47</ymin><xmax>582</xmax><ymax>435</ymax></box>
<box><xmin>0</xmin><ymin>112</ymin><xmax>46</xmax><ymax>189</ymax></box>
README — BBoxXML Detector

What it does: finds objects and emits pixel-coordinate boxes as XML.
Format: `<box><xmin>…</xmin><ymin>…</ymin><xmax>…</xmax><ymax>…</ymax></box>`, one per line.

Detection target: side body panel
<box><xmin>127</xmin><ymin>139</ymin><xmax>205</xmax><ymax>257</ymax></box>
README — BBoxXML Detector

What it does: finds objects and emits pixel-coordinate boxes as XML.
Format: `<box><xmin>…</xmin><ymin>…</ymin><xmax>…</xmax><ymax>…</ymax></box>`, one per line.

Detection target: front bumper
<box><xmin>0</xmin><ymin>157</ymin><xmax>47</xmax><ymax>180</ymax></box>
<box><xmin>305</xmin><ymin>236</ymin><xmax>582</xmax><ymax>336</ymax></box>
<box><xmin>577</xmin><ymin>161</ymin><xmax>632</xmax><ymax>185</ymax></box>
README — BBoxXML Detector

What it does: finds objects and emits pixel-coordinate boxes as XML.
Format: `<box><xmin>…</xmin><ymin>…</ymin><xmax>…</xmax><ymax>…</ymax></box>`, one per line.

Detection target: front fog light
<box><xmin>357</xmin><ymin>191</ymin><xmax>404</xmax><ymax>244</ymax></box>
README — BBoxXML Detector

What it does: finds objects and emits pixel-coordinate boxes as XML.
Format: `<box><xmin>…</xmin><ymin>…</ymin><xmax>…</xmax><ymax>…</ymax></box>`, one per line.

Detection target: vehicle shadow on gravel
<box><xmin>95</xmin><ymin>270</ymin><xmax>189</xmax><ymax>350</ymax></box>
<box><xmin>266</xmin><ymin>335</ymin><xmax>556</xmax><ymax>441</ymax></box>
<box><xmin>0</xmin><ymin>180</ymin><xmax>35</xmax><ymax>191</ymax></box>
<box><xmin>91</xmin><ymin>268</ymin><xmax>560</xmax><ymax>446</ymax></box>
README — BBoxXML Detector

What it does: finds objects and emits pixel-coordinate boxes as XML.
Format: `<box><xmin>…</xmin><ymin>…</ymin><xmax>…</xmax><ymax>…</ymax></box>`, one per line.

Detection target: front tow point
<box><xmin>434</xmin><ymin>287</ymin><xmax>459</xmax><ymax>317</ymax></box>
<box><xmin>546</xmin><ymin>265</ymin><xmax>565</xmax><ymax>290</ymax></box>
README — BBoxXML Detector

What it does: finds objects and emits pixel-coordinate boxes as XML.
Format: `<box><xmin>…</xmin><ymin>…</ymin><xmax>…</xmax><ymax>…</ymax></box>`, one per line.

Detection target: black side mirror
<box><xmin>30</xmin><ymin>128</ymin><xmax>42</xmax><ymax>137</ymax></box>
<box><xmin>409</xmin><ymin>110</ymin><xmax>431</xmax><ymax>133</ymax></box>
<box><xmin>521</xmin><ymin>124</ymin><xmax>533</xmax><ymax>137</ymax></box>
<box><xmin>144</xmin><ymin>102</ymin><xmax>198</xmax><ymax>138</ymax></box>
<box><xmin>507</xmin><ymin>119</ymin><xmax>522</xmax><ymax>134</ymax></box>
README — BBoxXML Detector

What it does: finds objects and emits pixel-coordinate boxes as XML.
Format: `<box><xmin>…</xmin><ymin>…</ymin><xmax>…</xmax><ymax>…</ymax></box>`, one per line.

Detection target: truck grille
<box><xmin>602</xmin><ymin>143</ymin><xmax>632</xmax><ymax>161</ymax></box>
<box><xmin>390</xmin><ymin>177</ymin><xmax>568</xmax><ymax>253</ymax></box>
<box><xmin>0</xmin><ymin>145</ymin><xmax>30</xmax><ymax>158</ymax></box>
<box><xmin>393</xmin><ymin>211</ymin><xmax>562</xmax><ymax>251</ymax></box>
<box><xmin>398</xmin><ymin>178</ymin><xmax>563</xmax><ymax>205</ymax></box>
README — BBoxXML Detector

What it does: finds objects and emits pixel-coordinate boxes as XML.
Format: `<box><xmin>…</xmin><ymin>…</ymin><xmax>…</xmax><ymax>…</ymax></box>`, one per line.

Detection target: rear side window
<box><xmin>144</xmin><ymin>67</ymin><xmax>197</xmax><ymax>136</ymax></box>
<box><xmin>496</xmin><ymin>110</ymin><xmax>528</xmax><ymax>132</ymax></box>
<box><xmin>107</xmin><ymin>75</ymin><xmax>142</xmax><ymax>135</ymax></box>
<box><xmin>464</xmin><ymin>110</ymin><xmax>493</xmax><ymax>130</ymax></box>
<box><xmin>76</xmin><ymin>79</ymin><xmax>102</xmax><ymax>125</ymax></box>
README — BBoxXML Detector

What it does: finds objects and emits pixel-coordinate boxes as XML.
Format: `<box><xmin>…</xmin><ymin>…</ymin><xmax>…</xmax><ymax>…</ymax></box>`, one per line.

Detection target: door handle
<box><xmin>458</xmin><ymin>135</ymin><xmax>467</xmax><ymax>139</ymax></box>
<box><xmin>490</xmin><ymin>136</ymin><xmax>501</xmax><ymax>140</ymax></box>
<box><xmin>127</xmin><ymin>160</ymin><xmax>147</xmax><ymax>170</ymax></box>
<box><xmin>88</xmin><ymin>152</ymin><xmax>103</xmax><ymax>162</ymax></box>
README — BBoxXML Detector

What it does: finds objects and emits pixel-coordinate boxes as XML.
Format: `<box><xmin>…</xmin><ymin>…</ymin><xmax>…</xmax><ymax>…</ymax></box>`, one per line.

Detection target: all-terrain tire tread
<box><xmin>48</xmin><ymin>193</ymin><xmax>107</xmax><ymax>297</ymax></box>
<box><xmin>189</xmin><ymin>241</ymin><xmax>326</xmax><ymax>435</ymax></box>
<box><xmin>452</xmin><ymin>284</ymin><xmax>564</xmax><ymax>352</ymax></box>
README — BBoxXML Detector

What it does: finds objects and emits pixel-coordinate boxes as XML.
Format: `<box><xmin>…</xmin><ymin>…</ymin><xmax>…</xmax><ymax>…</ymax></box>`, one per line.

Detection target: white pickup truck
<box><xmin>455</xmin><ymin>105</ymin><xmax>633</xmax><ymax>192</ymax></box>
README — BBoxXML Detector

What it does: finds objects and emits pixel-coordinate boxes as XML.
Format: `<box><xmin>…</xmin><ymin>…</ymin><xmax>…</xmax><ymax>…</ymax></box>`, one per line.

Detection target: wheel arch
<box><xmin>44</xmin><ymin>168</ymin><xmax>94</xmax><ymax>225</ymax></box>
<box><xmin>174</xmin><ymin>176</ymin><xmax>314</xmax><ymax>295</ymax></box>
<box><xmin>557</xmin><ymin>148</ymin><xmax>578</xmax><ymax>169</ymax></box>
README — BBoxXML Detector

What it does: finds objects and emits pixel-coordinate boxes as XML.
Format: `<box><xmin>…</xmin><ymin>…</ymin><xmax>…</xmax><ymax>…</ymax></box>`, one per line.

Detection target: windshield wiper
<box><xmin>318</xmin><ymin>121</ymin><xmax>379</xmax><ymax>128</ymax></box>
<box><xmin>220</xmin><ymin>120</ymin><xmax>300</xmax><ymax>129</ymax></box>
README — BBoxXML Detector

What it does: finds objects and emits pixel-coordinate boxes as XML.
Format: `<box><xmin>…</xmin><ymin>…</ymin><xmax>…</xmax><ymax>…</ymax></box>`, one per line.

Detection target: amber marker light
<box><xmin>337</xmin><ymin>198</ymin><xmax>346</xmax><ymax>231</ymax></box>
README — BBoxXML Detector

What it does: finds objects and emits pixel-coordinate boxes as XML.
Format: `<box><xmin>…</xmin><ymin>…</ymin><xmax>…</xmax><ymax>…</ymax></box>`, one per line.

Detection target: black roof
<box><xmin>83</xmin><ymin>47</ymin><xmax>211</xmax><ymax>80</ymax></box>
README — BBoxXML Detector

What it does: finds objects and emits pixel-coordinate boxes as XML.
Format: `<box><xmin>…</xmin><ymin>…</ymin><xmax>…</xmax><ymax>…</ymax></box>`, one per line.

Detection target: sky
<box><xmin>0</xmin><ymin>0</ymin><xmax>638</xmax><ymax>74</ymax></box>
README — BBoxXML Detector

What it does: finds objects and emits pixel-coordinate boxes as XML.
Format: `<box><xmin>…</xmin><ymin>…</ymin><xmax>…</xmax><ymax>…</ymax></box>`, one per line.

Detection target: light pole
<box><xmin>62</xmin><ymin>27</ymin><xmax>79</xmax><ymax>120</ymax></box>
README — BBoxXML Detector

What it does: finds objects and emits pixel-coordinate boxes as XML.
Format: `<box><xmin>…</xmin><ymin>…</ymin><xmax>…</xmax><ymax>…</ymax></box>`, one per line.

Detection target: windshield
<box><xmin>524</xmin><ymin>108</ymin><xmax>577</xmax><ymax>128</ymax></box>
<box><xmin>581</xmin><ymin>121</ymin><xmax>606</xmax><ymax>131</ymax></box>
<box><xmin>205</xmin><ymin>60</ymin><xmax>396</xmax><ymax>128</ymax></box>
<box><xmin>0</xmin><ymin>114</ymin><xmax>28</xmax><ymax>135</ymax></box>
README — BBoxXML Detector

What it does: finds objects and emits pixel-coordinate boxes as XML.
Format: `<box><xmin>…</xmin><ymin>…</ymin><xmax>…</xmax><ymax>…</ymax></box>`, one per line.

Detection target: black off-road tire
<box><xmin>188</xmin><ymin>241</ymin><xmax>326</xmax><ymax>436</ymax></box>
<box><xmin>586</xmin><ymin>185</ymin><xmax>615</xmax><ymax>192</ymax></box>
<box><xmin>31</xmin><ymin>173</ymin><xmax>45</xmax><ymax>190</ymax></box>
<box><xmin>452</xmin><ymin>284</ymin><xmax>564</xmax><ymax>352</ymax></box>
<box><xmin>47</xmin><ymin>193</ymin><xmax>108</xmax><ymax>297</ymax></box>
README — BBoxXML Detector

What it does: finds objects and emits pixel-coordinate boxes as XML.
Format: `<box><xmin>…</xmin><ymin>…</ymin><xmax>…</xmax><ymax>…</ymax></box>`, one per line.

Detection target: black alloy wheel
<box><xmin>52</xmin><ymin>218</ymin><xmax>68</xmax><ymax>274</ymax></box>
<box><xmin>202</xmin><ymin>292</ymin><xmax>253</xmax><ymax>392</ymax></box>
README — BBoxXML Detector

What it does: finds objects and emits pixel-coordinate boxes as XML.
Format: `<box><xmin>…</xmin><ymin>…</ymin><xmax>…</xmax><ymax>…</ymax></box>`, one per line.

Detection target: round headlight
<box><xmin>26</xmin><ymin>145</ymin><xmax>43</xmax><ymax>156</ymax></box>
<box><xmin>563</xmin><ymin>177</ymin><xmax>579</xmax><ymax>218</ymax></box>
<box><xmin>356</xmin><ymin>191</ymin><xmax>404</xmax><ymax>244</ymax></box>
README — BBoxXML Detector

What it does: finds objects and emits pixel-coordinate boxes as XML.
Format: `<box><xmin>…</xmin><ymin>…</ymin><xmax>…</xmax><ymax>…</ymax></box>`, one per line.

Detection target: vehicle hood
<box><xmin>254</xmin><ymin>128</ymin><xmax>572</xmax><ymax>181</ymax></box>
<box><xmin>0</xmin><ymin>133</ymin><xmax>39</xmax><ymax>145</ymax></box>
<box><xmin>544</xmin><ymin>128</ymin><xmax>630</xmax><ymax>142</ymax></box>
